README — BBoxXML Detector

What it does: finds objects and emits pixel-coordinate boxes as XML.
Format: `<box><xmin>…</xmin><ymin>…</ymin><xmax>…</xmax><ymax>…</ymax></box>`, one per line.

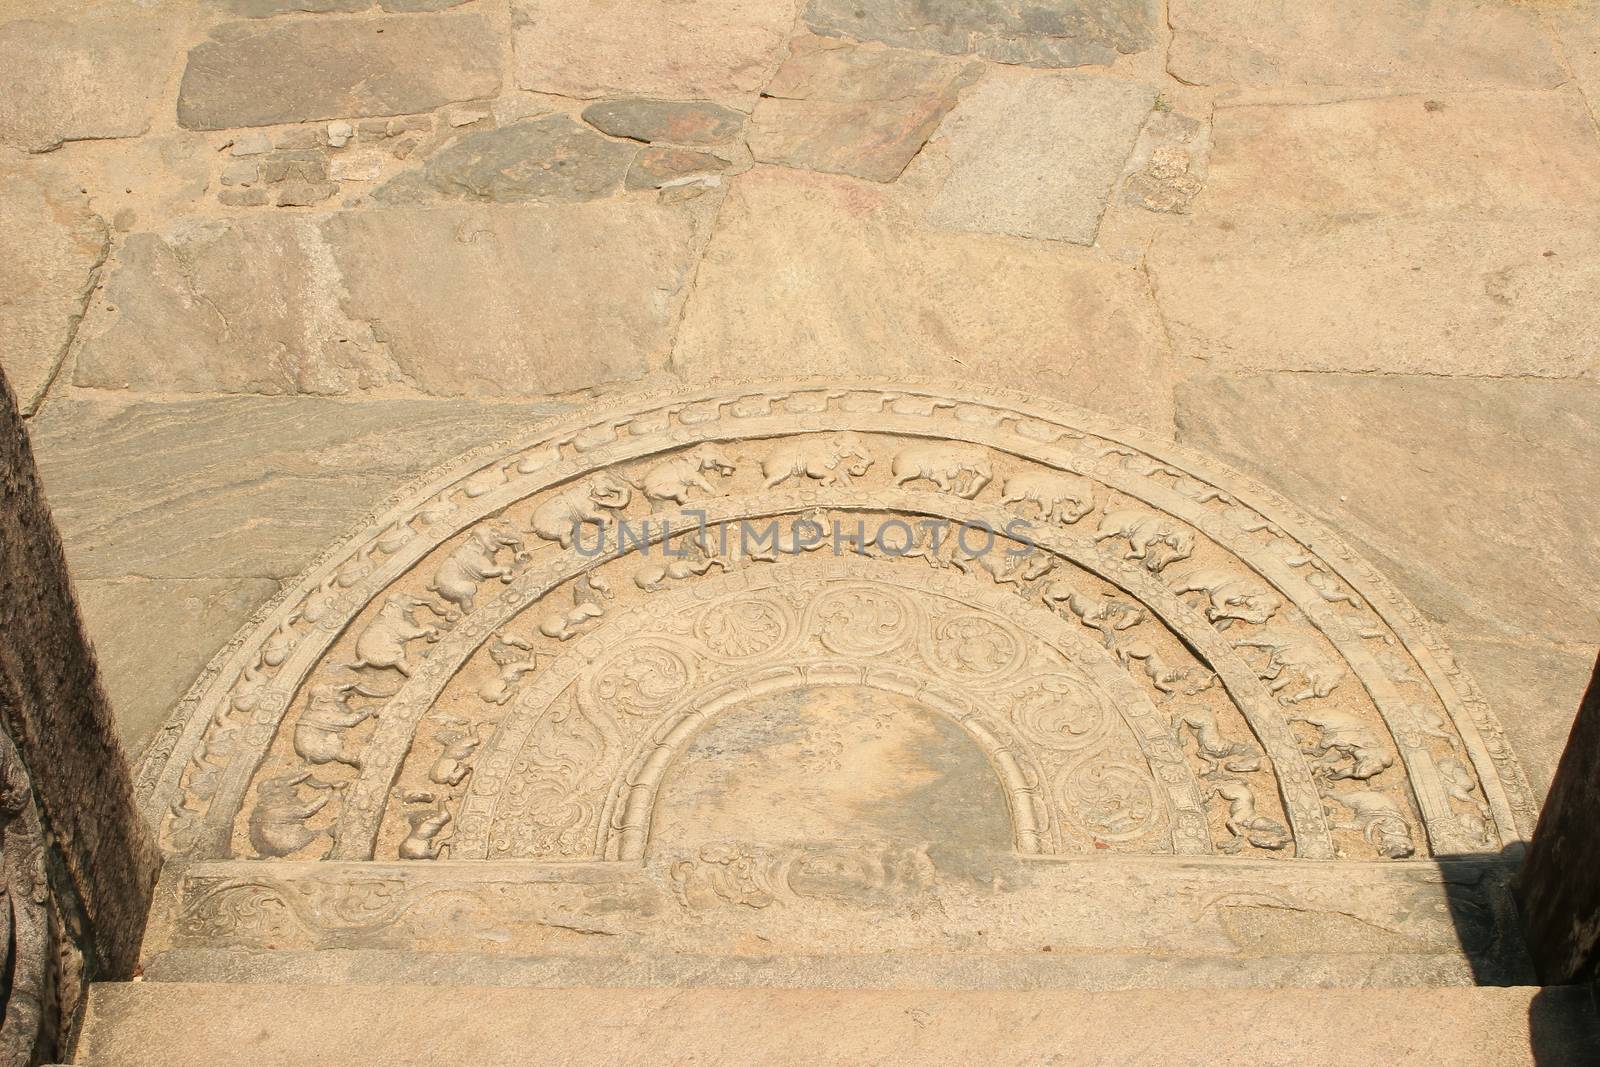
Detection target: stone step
<box><xmin>72</xmin><ymin>982</ymin><xmax>1599</xmax><ymax>1066</ymax></box>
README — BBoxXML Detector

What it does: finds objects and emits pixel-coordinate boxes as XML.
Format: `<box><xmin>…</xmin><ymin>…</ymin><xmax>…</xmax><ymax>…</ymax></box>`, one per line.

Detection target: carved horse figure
<box><xmin>346</xmin><ymin>593</ymin><xmax>444</xmax><ymax>677</ymax></box>
<box><xmin>760</xmin><ymin>432</ymin><xmax>873</xmax><ymax>489</ymax></box>
<box><xmin>1211</xmin><ymin>778</ymin><xmax>1289</xmax><ymax>852</ymax></box>
<box><xmin>1173</xmin><ymin>706</ymin><xmax>1262</xmax><ymax>775</ymax></box>
<box><xmin>429</xmin><ymin>521</ymin><xmax>525</xmax><ymax>614</ymax></box>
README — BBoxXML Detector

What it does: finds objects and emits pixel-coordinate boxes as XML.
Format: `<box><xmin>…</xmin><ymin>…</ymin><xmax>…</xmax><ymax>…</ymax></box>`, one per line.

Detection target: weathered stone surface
<box><xmin>1121</xmin><ymin>109</ymin><xmax>1209</xmax><ymax>215</ymax></box>
<box><xmin>29</xmin><ymin>395</ymin><xmax>570</xmax><ymax>581</ymax></box>
<box><xmin>1168</xmin><ymin>0</ymin><xmax>1565</xmax><ymax>90</ymax></box>
<box><xmin>581</xmin><ymin>98</ymin><xmax>746</xmax><ymax>145</ymax></box>
<box><xmin>77</xmin><ymin>577</ymin><xmax>280</xmax><ymax>756</ymax></box>
<box><xmin>77</xmin><ymin>983</ymin><xmax>1600</xmax><ymax>1065</ymax></box>
<box><xmin>1150</xmin><ymin>93</ymin><xmax>1600</xmax><ymax>376</ymax></box>
<box><xmin>805</xmin><ymin>0</ymin><xmax>1158</xmax><ymax>68</ymax></box>
<box><xmin>749</xmin><ymin>36</ymin><xmax>977</xmax><ymax>182</ymax></box>
<box><xmin>1175</xmin><ymin>374</ymin><xmax>1600</xmax><ymax>646</ymax></box>
<box><xmin>673</xmin><ymin>169</ymin><xmax>1175</xmax><ymax>431</ymax></box>
<box><xmin>177</xmin><ymin>13</ymin><xmax>502</xmax><ymax>131</ymax></box>
<box><xmin>1551</xmin><ymin>6</ymin><xmax>1600</xmax><ymax>113</ymax></box>
<box><xmin>0</xmin><ymin>161</ymin><xmax>108</xmax><ymax>414</ymax></box>
<box><xmin>923</xmin><ymin>73</ymin><xmax>1155</xmax><ymax>244</ymax></box>
<box><xmin>0</xmin><ymin>15</ymin><xmax>176</xmax><ymax>151</ymax></box>
<box><xmin>625</xmin><ymin>146</ymin><xmax>730</xmax><ymax>190</ymax></box>
<box><xmin>376</xmin><ymin>116</ymin><xmax>636</xmax><ymax>203</ymax></box>
<box><xmin>219</xmin><ymin>0</ymin><xmax>368</xmax><ymax>16</ymax></box>
<box><xmin>73</xmin><ymin>200</ymin><xmax>705</xmax><ymax>398</ymax></box>
<box><xmin>512</xmin><ymin>0</ymin><xmax>794</xmax><ymax>101</ymax></box>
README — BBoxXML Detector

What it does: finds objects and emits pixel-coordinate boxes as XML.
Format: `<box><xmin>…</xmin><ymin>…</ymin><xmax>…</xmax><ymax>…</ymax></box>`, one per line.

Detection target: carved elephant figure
<box><xmin>890</xmin><ymin>443</ymin><xmax>994</xmax><ymax>499</ymax></box>
<box><xmin>294</xmin><ymin>682</ymin><xmax>379</xmax><ymax>768</ymax></box>
<box><xmin>635</xmin><ymin>445</ymin><xmax>738</xmax><ymax>508</ymax></box>
<box><xmin>999</xmin><ymin>469</ymin><xmax>1096</xmax><ymax>525</ymax></box>
<box><xmin>249</xmin><ymin>772</ymin><xmax>334</xmax><ymax>858</ymax></box>
<box><xmin>760</xmin><ymin>432</ymin><xmax>873</xmax><ymax>489</ymax></box>
<box><xmin>429</xmin><ymin>521</ymin><xmax>524</xmax><ymax>614</ymax></box>
<box><xmin>528</xmin><ymin>474</ymin><xmax>633</xmax><ymax>547</ymax></box>
<box><xmin>347</xmin><ymin>594</ymin><xmax>443</xmax><ymax>677</ymax></box>
<box><xmin>1168</xmin><ymin>567</ymin><xmax>1281</xmax><ymax>628</ymax></box>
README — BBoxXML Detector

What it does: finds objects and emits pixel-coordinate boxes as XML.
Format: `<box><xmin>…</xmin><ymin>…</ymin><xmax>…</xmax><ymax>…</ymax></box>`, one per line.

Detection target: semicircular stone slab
<box><xmin>139</xmin><ymin>381</ymin><xmax>1535</xmax><ymax>894</ymax></box>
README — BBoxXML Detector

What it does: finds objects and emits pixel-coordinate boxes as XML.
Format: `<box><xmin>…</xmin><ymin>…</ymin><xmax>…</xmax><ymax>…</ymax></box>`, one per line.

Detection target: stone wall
<box><xmin>0</xmin><ymin>363</ymin><xmax>159</xmax><ymax>1060</ymax></box>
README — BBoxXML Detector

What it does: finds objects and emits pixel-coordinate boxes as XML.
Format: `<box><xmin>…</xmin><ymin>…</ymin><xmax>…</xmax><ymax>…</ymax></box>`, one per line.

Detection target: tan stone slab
<box><xmin>0</xmin><ymin>160</ymin><xmax>107</xmax><ymax>415</ymax></box>
<box><xmin>1550</xmin><ymin>4</ymin><xmax>1600</xmax><ymax>113</ymax></box>
<box><xmin>73</xmin><ymin>199</ymin><xmax>707</xmax><ymax>397</ymax></box>
<box><xmin>1150</xmin><ymin>213</ymin><xmax>1600</xmax><ymax>377</ymax></box>
<box><xmin>29</xmin><ymin>395</ymin><xmax>570</xmax><ymax>581</ymax></box>
<box><xmin>1175</xmin><ymin>374</ymin><xmax>1600</xmax><ymax>642</ymax></box>
<box><xmin>75</xmin><ymin>577</ymin><xmax>279</xmax><ymax>758</ymax></box>
<box><xmin>924</xmin><ymin>71</ymin><xmax>1155</xmax><ymax>244</ymax></box>
<box><xmin>74</xmin><ymin>982</ymin><xmax>1600</xmax><ymax>1066</ymax></box>
<box><xmin>1168</xmin><ymin>0</ymin><xmax>1566</xmax><ymax>90</ymax></box>
<box><xmin>512</xmin><ymin>0</ymin><xmax>796</xmax><ymax>102</ymax></box>
<box><xmin>177</xmin><ymin>13</ymin><xmax>501</xmax><ymax>131</ymax></box>
<box><xmin>0</xmin><ymin>13</ymin><xmax>178</xmax><ymax>152</ymax></box>
<box><xmin>672</xmin><ymin>168</ymin><xmax>1176</xmax><ymax>434</ymax></box>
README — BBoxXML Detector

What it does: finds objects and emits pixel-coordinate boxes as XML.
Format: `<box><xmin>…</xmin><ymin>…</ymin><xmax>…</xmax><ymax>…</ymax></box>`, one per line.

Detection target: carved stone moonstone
<box><xmin>135</xmin><ymin>381</ymin><xmax>1536</xmax><ymax>981</ymax></box>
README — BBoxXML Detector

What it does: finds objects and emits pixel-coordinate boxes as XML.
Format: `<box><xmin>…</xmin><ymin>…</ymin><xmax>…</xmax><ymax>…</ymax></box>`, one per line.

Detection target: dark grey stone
<box><xmin>377</xmin><ymin>115</ymin><xmax>636</xmax><ymax>203</ymax></box>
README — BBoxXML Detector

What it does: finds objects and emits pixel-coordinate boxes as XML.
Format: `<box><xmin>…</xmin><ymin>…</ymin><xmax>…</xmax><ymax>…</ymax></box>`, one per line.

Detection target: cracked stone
<box><xmin>626</xmin><ymin>147</ymin><xmax>731</xmax><ymax>190</ymax></box>
<box><xmin>275</xmin><ymin>180</ymin><xmax>339</xmax><ymax>207</ymax></box>
<box><xmin>177</xmin><ymin>13</ymin><xmax>501</xmax><ymax>130</ymax></box>
<box><xmin>804</xmin><ymin>0</ymin><xmax>1158</xmax><ymax>69</ymax></box>
<box><xmin>749</xmin><ymin>36</ymin><xmax>979</xmax><ymax>183</ymax></box>
<box><xmin>581</xmin><ymin>99</ymin><xmax>746</xmax><ymax>146</ymax></box>
<box><xmin>923</xmin><ymin>73</ymin><xmax>1155</xmax><ymax>244</ymax></box>
<box><xmin>673</xmin><ymin>167</ymin><xmax>1174</xmax><ymax>432</ymax></box>
<box><xmin>374</xmin><ymin>115</ymin><xmax>636</xmax><ymax>203</ymax></box>
<box><xmin>74</xmin><ymin>199</ymin><xmax>707</xmax><ymax>398</ymax></box>
<box><xmin>513</xmin><ymin>0</ymin><xmax>794</xmax><ymax>101</ymax></box>
<box><xmin>1121</xmin><ymin>110</ymin><xmax>1209</xmax><ymax>214</ymax></box>
<box><xmin>0</xmin><ymin>160</ymin><xmax>108</xmax><ymax>414</ymax></box>
<box><xmin>0</xmin><ymin>14</ymin><xmax>177</xmax><ymax>152</ymax></box>
<box><xmin>218</xmin><ymin>187</ymin><xmax>271</xmax><ymax>207</ymax></box>
<box><xmin>1168</xmin><ymin>0</ymin><xmax>1565</xmax><ymax>90</ymax></box>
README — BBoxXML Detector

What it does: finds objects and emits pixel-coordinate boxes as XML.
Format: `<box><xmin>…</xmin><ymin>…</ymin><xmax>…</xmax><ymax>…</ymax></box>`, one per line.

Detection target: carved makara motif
<box><xmin>144</xmin><ymin>381</ymin><xmax>1530</xmax><ymax>879</ymax></box>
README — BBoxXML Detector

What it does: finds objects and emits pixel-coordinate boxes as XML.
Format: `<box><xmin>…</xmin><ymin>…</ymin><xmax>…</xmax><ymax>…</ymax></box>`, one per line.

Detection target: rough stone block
<box><xmin>375</xmin><ymin>116</ymin><xmax>636</xmax><ymax>203</ymax></box>
<box><xmin>178</xmin><ymin>13</ymin><xmax>502</xmax><ymax>130</ymax></box>
<box><xmin>581</xmin><ymin>99</ymin><xmax>746</xmax><ymax>145</ymax></box>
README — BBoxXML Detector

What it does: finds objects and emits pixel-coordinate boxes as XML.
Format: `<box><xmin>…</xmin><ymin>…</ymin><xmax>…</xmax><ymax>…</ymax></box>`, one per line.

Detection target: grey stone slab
<box><xmin>581</xmin><ymin>99</ymin><xmax>746</xmax><ymax>146</ymax></box>
<box><xmin>29</xmin><ymin>395</ymin><xmax>570</xmax><ymax>581</ymax></box>
<box><xmin>375</xmin><ymin>116</ymin><xmax>637</xmax><ymax>203</ymax></box>
<box><xmin>1173</xmin><ymin>374</ymin><xmax>1600</xmax><ymax>648</ymax></box>
<box><xmin>923</xmin><ymin>73</ymin><xmax>1155</xmax><ymax>243</ymax></box>
<box><xmin>0</xmin><ymin>14</ymin><xmax>178</xmax><ymax>151</ymax></box>
<box><xmin>749</xmin><ymin>36</ymin><xmax>978</xmax><ymax>183</ymax></box>
<box><xmin>215</xmin><ymin>0</ymin><xmax>368</xmax><ymax>16</ymax></box>
<box><xmin>1168</xmin><ymin>0</ymin><xmax>1566</xmax><ymax>90</ymax></box>
<box><xmin>76</xmin><ymin>577</ymin><xmax>281</xmax><ymax>758</ymax></box>
<box><xmin>73</xmin><ymin>199</ymin><xmax>707</xmax><ymax>398</ymax></box>
<box><xmin>805</xmin><ymin>0</ymin><xmax>1158</xmax><ymax>68</ymax></box>
<box><xmin>0</xmin><ymin>159</ymin><xmax>108</xmax><ymax>415</ymax></box>
<box><xmin>76</xmin><ymin>983</ymin><xmax>1600</xmax><ymax>1065</ymax></box>
<box><xmin>177</xmin><ymin>13</ymin><xmax>502</xmax><ymax>131</ymax></box>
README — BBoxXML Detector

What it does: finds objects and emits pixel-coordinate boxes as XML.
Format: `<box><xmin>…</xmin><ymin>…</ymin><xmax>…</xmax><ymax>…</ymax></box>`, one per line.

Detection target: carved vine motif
<box><xmin>139</xmin><ymin>381</ymin><xmax>1530</xmax><ymax>874</ymax></box>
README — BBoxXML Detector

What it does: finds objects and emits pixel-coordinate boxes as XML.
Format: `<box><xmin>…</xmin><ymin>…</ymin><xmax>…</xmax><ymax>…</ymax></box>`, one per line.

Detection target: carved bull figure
<box><xmin>1093</xmin><ymin>509</ymin><xmax>1194</xmax><ymax>572</ymax></box>
<box><xmin>999</xmin><ymin>469</ymin><xmax>1096</xmax><ymax>525</ymax></box>
<box><xmin>1168</xmin><ymin>567</ymin><xmax>1281</xmax><ymax>628</ymax></box>
<box><xmin>891</xmin><ymin>443</ymin><xmax>993</xmax><ymax>499</ymax></box>
<box><xmin>761</xmin><ymin>432</ymin><xmax>872</xmax><ymax>489</ymax></box>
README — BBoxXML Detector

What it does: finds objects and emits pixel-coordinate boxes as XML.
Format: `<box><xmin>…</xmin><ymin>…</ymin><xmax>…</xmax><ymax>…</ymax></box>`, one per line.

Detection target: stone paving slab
<box><xmin>177</xmin><ymin>12</ymin><xmax>502</xmax><ymax>130</ymax></box>
<box><xmin>671</xmin><ymin>168</ymin><xmax>1176</xmax><ymax>433</ymax></box>
<box><xmin>74</xmin><ymin>983</ymin><xmax>1600</xmax><ymax>1066</ymax></box>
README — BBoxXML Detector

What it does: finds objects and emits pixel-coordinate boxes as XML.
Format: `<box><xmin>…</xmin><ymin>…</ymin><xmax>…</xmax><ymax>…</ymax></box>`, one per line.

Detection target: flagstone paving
<box><xmin>2</xmin><ymin>0</ymin><xmax>1598</xmax><ymax>825</ymax></box>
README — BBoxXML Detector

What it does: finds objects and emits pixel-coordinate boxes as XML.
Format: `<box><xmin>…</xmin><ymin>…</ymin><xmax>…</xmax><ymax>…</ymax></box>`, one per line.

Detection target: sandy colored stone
<box><xmin>76</xmin><ymin>577</ymin><xmax>281</xmax><ymax>757</ymax></box>
<box><xmin>924</xmin><ymin>73</ymin><xmax>1155</xmax><ymax>243</ymax></box>
<box><xmin>219</xmin><ymin>0</ymin><xmax>367</xmax><ymax>16</ymax></box>
<box><xmin>0</xmin><ymin>14</ymin><xmax>177</xmax><ymax>152</ymax></box>
<box><xmin>1120</xmin><ymin>109</ymin><xmax>1209</xmax><ymax>215</ymax></box>
<box><xmin>749</xmin><ymin>36</ymin><xmax>978</xmax><ymax>183</ymax></box>
<box><xmin>177</xmin><ymin>13</ymin><xmax>501</xmax><ymax>130</ymax></box>
<box><xmin>1168</xmin><ymin>0</ymin><xmax>1566</xmax><ymax>90</ymax></box>
<box><xmin>581</xmin><ymin>99</ymin><xmax>746</xmax><ymax>145</ymax></box>
<box><xmin>673</xmin><ymin>168</ymin><xmax>1175</xmax><ymax>432</ymax></box>
<box><xmin>1550</xmin><ymin>6</ymin><xmax>1600</xmax><ymax>112</ymax></box>
<box><xmin>376</xmin><ymin>115</ymin><xmax>636</xmax><ymax>203</ymax></box>
<box><xmin>76</xmin><ymin>983</ymin><xmax>1600</xmax><ymax>1066</ymax></box>
<box><xmin>805</xmin><ymin>0</ymin><xmax>1158</xmax><ymax>68</ymax></box>
<box><xmin>1150</xmin><ymin>92</ymin><xmax>1600</xmax><ymax>376</ymax></box>
<box><xmin>73</xmin><ymin>199</ymin><xmax>705</xmax><ymax>398</ymax></box>
<box><xmin>29</xmin><ymin>395</ymin><xmax>570</xmax><ymax>582</ymax></box>
<box><xmin>0</xmin><ymin>161</ymin><xmax>108</xmax><ymax>415</ymax></box>
<box><xmin>512</xmin><ymin>0</ymin><xmax>794</xmax><ymax>101</ymax></box>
